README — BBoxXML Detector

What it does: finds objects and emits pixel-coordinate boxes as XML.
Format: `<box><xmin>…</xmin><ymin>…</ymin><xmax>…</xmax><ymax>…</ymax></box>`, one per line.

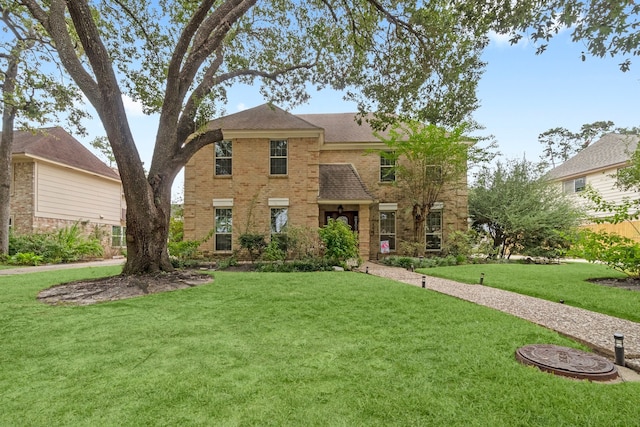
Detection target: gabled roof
<box><xmin>206</xmin><ymin>104</ymin><xmax>321</xmax><ymax>131</ymax></box>
<box><xmin>546</xmin><ymin>133</ymin><xmax>639</xmax><ymax>180</ymax></box>
<box><xmin>319</xmin><ymin>164</ymin><xmax>375</xmax><ymax>201</ymax></box>
<box><xmin>9</xmin><ymin>127</ymin><xmax>120</xmax><ymax>181</ymax></box>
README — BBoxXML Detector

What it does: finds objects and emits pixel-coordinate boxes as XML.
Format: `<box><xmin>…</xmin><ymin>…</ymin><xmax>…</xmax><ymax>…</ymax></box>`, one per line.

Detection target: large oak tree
<box><xmin>20</xmin><ymin>0</ymin><xmax>490</xmax><ymax>274</ymax></box>
<box><xmin>21</xmin><ymin>0</ymin><xmax>640</xmax><ymax>275</ymax></box>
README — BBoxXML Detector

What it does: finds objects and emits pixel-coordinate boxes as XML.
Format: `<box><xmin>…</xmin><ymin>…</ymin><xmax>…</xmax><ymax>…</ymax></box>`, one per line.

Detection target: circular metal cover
<box><xmin>515</xmin><ymin>344</ymin><xmax>618</xmax><ymax>381</ymax></box>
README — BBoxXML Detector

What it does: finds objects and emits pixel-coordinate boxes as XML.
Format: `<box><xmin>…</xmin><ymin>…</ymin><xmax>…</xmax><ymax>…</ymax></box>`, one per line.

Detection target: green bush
<box><xmin>381</xmin><ymin>254</ymin><xmax>462</xmax><ymax>269</ymax></box>
<box><xmin>9</xmin><ymin>223</ymin><xmax>103</xmax><ymax>264</ymax></box>
<box><xmin>238</xmin><ymin>233</ymin><xmax>267</xmax><ymax>263</ymax></box>
<box><xmin>569</xmin><ymin>229</ymin><xmax>640</xmax><ymax>277</ymax></box>
<box><xmin>256</xmin><ymin>258</ymin><xmax>334</xmax><ymax>272</ymax></box>
<box><xmin>318</xmin><ymin>219</ymin><xmax>359</xmax><ymax>265</ymax></box>
<box><xmin>443</xmin><ymin>230</ymin><xmax>474</xmax><ymax>258</ymax></box>
<box><xmin>262</xmin><ymin>240</ymin><xmax>286</xmax><ymax>261</ymax></box>
<box><xmin>9</xmin><ymin>252</ymin><xmax>44</xmax><ymax>266</ymax></box>
<box><xmin>168</xmin><ymin>229</ymin><xmax>213</xmax><ymax>265</ymax></box>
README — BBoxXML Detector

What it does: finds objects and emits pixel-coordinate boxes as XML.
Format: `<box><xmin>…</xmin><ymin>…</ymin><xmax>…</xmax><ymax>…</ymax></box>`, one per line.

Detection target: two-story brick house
<box><xmin>184</xmin><ymin>104</ymin><xmax>468</xmax><ymax>260</ymax></box>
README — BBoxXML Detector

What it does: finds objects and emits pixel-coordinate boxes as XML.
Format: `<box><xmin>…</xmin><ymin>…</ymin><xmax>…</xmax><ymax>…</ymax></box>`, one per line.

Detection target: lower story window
<box><xmin>215</xmin><ymin>208</ymin><xmax>233</xmax><ymax>251</ymax></box>
<box><xmin>425</xmin><ymin>210</ymin><xmax>442</xmax><ymax>251</ymax></box>
<box><xmin>271</xmin><ymin>208</ymin><xmax>288</xmax><ymax>234</ymax></box>
<box><xmin>379</xmin><ymin>211</ymin><xmax>396</xmax><ymax>251</ymax></box>
<box><xmin>111</xmin><ymin>226</ymin><xmax>126</xmax><ymax>247</ymax></box>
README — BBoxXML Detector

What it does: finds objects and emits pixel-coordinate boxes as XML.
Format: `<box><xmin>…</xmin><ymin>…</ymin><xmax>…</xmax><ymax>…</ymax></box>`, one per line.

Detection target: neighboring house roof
<box><xmin>206</xmin><ymin>104</ymin><xmax>321</xmax><ymax>131</ymax></box>
<box><xmin>9</xmin><ymin>127</ymin><xmax>120</xmax><ymax>181</ymax></box>
<box><xmin>319</xmin><ymin>164</ymin><xmax>375</xmax><ymax>201</ymax></box>
<box><xmin>547</xmin><ymin>133</ymin><xmax>639</xmax><ymax>180</ymax></box>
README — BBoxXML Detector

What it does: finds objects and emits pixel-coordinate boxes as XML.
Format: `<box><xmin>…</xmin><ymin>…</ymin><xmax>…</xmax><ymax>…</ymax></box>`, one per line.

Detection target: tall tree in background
<box><xmin>0</xmin><ymin>2</ymin><xmax>86</xmax><ymax>256</ymax></box>
<box><xmin>470</xmin><ymin>159</ymin><xmax>583</xmax><ymax>258</ymax></box>
<box><xmin>538</xmin><ymin>121</ymin><xmax>615</xmax><ymax>168</ymax></box>
<box><xmin>21</xmin><ymin>0</ymin><xmax>491</xmax><ymax>275</ymax></box>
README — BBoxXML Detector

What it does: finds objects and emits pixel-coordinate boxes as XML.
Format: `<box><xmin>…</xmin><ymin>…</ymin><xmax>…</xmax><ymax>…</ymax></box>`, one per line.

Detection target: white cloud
<box><xmin>122</xmin><ymin>94</ymin><xmax>145</xmax><ymax>117</ymax></box>
<box><xmin>236</xmin><ymin>103</ymin><xmax>247</xmax><ymax>111</ymax></box>
<box><xmin>488</xmin><ymin>31</ymin><xmax>529</xmax><ymax>48</ymax></box>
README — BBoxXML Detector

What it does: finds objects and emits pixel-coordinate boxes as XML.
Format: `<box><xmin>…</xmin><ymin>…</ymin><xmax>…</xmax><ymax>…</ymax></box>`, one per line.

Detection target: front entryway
<box><xmin>325</xmin><ymin>211</ymin><xmax>358</xmax><ymax>231</ymax></box>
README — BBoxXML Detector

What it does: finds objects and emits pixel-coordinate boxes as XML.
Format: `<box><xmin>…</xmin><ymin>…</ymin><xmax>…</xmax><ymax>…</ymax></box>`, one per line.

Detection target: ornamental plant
<box><xmin>318</xmin><ymin>219</ymin><xmax>359</xmax><ymax>266</ymax></box>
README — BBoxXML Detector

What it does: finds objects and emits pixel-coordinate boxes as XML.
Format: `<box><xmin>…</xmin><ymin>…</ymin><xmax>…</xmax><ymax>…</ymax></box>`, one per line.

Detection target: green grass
<box><xmin>1</xmin><ymin>267</ymin><xmax>639</xmax><ymax>425</ymax></box>
<box><xmin>417</xmin><ymin>262</ymin><xmax>640</xmax><ymax>322</ymax></box>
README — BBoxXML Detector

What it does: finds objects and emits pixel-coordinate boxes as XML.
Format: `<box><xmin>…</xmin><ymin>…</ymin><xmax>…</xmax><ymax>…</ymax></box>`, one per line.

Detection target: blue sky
<box><xmin>79</xmin><ymin>31</ymin><xmax>640</xmax><ymax>197</ymax></box>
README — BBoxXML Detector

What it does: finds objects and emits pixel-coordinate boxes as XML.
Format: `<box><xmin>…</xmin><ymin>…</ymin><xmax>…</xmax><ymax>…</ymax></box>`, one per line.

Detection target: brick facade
<box><xmin>10</xmin><ymin>161</ymin><xmax>35</xmax><ymax>234</ymax></box>
<box><xmin>184</xmin><ymin>105</ymin><xmax>469</xmax><ymax>261</ymax></box>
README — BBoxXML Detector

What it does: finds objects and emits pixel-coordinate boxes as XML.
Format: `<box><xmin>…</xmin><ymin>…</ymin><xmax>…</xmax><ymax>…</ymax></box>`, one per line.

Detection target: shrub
<box><xmin>216</xmin><ymin>255</ymin><xmax>239</xmax><ymax>270</ymax></box>
<box><xmin>9</xmin><ymin>252</ymin><xmax>44</xmax><ymax>266</ymax></box>
<box><xmin>318</xmin><ymin>219</ymin><xmax>359</xmax><ymax>265</ymax></box>
<box><xmin>285</xmin><ymin>226</ymin><xmax>322</xmax><ymax>260</ymax></box>
<box><xmin>238</xmin><ymin>233</ymin><xmax>267</xmax><ymax>263</ymax></box>
<box><xmin>569</xmin><ymin>229</ymin><xmax>640</xmax><ymax>277</ymax></box>
<box><xmin>397</xmin><ymin>240</ymin><xmax>425</xmax><ymax>257</ymax></box>
<box><xmin>256</xmin><ymin>258</ymin><xmax>334</xmax><ymax>272</ymax></box>
<box><xmin>9</xmin><ymin>223</ymin><xmax>103</xmax><ymax>264</ymax></box>
<box><xmin>443</xmin><ymin>230</ymin><xmax>474</xmax><ymax>258</ymax></box>
<box><xmin>168</xmin><ymin>229</ymin><xmax>213</xmax><ymax>263</ymax></box>
<box><xmin>262</xmin><ymin>240</ymin><xmax>286</xmax><ymax>261</ymax></box>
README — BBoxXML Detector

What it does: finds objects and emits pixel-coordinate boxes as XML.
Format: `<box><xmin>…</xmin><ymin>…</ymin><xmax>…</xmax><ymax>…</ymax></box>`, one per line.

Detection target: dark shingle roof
<box><xmin>206</xmin><ymin>104</ymin><xmax>321</xmax><ymax>131</ymax></box>
<box><xmin>547</xmin><ymin>133</ymin><xmax>639</xmax><ymax>180</ymax></box>
<box><xmin>10</xmin><ymin>127</ymin><xmax>120</xmax><ymax>180</ymax></box>
<box><xmin>297</xmin><ymin>113</ymin><xmax>382</xmax><ymax>143</ymax></box>
<box><xmin>319</xmin><ymin>164</ymin><xmax>375</xmax><ymax>201</ymax></box>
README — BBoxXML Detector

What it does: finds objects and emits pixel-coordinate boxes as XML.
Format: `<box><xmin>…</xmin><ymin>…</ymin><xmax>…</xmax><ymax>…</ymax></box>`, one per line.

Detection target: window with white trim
<box><xmin>379</xmin><ymin>210</ymin><xmax>396</xmax><ymax>251</ymax></box>
<box><xmin>563</xmin><ymin>176</ymin><xmax>586</xmax><ymax>194</ymax></box>
<box><xmin>111</xmin><ymin>226</ymin><xmax>126</xmax><ymax>247</ymax></box>
<box><xmin>215</xmin><ymin>140</ymin><xmax>232</xmax><ymax>176</ymax></box>
<box><xmin>270</xmin><ymin>140</ymin><xmax>288</xmax><ymax>175</ymax></box>
<box><xmin>425</xmin><ymin>210</ymin><xmax>442</xmax><ymax>251</ymax></box>
<box><xmin>380</xmin><ymin>155</ymin><xmax>395</xmax><ymax>182</ymax></box>
<box><xmin>270</xmin><ymin>208</ymin><xmax>288</xmax><ymax>234</ymax></box>
<box><xmin>215</xmin><ymin>208</ymin><xmax>233</xmax><ymax>251</ymax></box>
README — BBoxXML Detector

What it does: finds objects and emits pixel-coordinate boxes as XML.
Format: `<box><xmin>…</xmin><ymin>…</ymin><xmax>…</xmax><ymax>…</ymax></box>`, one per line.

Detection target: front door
<box><xmin>325</xmin><ymin>211</ymin><xmax>358</xmax><ymax>231</ymax></box>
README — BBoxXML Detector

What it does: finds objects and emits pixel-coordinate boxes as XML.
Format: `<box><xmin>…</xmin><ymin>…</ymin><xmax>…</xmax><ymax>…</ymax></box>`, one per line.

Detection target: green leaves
<box><xmin>470</xmin><ymin>159</ymin><xmax>583</xmax><ymax>258</ymax></box>
<box><xmin>318</xmin><ymin>219</ymin><xmax>359</xmax><ymax>265</ymax></box>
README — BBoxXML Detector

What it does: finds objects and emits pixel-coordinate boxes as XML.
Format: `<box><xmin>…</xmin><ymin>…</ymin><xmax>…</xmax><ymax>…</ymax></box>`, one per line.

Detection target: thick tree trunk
<box><xmin>0</xmin><ymin>55</ymin><xmax>18</xmax><ymax>256</ymax></box>
<box><xmin>0</xmin><ymin>128</ymin><xmax>13</xmax><ymax>256</ymax></box>
<box><xmin>121</xmin><ymin>174</ymin><xmax>174</xmax><ymax>274</ymax></box>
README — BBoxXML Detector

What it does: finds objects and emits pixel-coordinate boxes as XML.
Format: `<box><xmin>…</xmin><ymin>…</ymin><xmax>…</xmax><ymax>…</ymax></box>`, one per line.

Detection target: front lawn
<box><xmin>1</xmin><ymin>268</ymin><xmax>639</xmax><ymax>425</ymax></box>
<box><xmin>418</xmin><ymin>262</ymin><xmax>640</xmax><ymax>322</ymax></box>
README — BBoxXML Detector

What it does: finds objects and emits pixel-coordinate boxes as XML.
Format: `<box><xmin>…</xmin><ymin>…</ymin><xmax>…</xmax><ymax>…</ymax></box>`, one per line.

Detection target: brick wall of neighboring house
<box><xmin>185</xmin><ymin>136</ymin><xmax>320</xmax><ymax>257</ymax></box>
<box><xmin>10</xmin><ymin>161</ymin><xmax>35</xmax><ymax>234</ymax></box>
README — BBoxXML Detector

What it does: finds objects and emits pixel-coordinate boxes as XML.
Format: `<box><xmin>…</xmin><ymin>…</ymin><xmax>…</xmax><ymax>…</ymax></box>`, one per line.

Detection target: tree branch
<box><xmin>21</xmin><ymin>0</ymin><xmax>102</xmax><ymax>109</ymax></box>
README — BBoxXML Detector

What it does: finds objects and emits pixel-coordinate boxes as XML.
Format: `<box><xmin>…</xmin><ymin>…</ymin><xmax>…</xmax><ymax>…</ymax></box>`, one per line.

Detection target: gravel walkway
<box><xmin>362</xmin><ymin>261</ymin><xmax>640</xmax><ymax>373</ymax></box>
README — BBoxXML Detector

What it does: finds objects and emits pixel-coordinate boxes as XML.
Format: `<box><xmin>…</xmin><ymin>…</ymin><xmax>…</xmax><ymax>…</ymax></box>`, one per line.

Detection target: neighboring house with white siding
<box><xmin>546</xmin><ymin>133</ymin><xmax>639</xmax><ymax>240</ymax></box>
<box><xmin>8</xmin><ymin>127</ymin><xmax>126</xmax><ymax>250</ymax></box>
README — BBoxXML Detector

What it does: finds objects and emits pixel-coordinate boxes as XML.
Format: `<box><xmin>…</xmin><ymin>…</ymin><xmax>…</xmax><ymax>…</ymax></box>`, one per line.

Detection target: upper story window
<box><xmin>380</xmin><ymin>155</ymin><xmax>395</xmax><ymax>182</ymax></box>
<box><xmin>563</xmin><ymin>176</ymin><xmax>586</xmax><ymax>194</ymax></box>
<box><xmin>270</xmin><ymin>140</ymin><xmax>288</xmax><ymax>175</ymax></box>
<box><xmin>215</xmin><ymin>140</ymin><xmax>232</xmax><ymax>176</ymax></box>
